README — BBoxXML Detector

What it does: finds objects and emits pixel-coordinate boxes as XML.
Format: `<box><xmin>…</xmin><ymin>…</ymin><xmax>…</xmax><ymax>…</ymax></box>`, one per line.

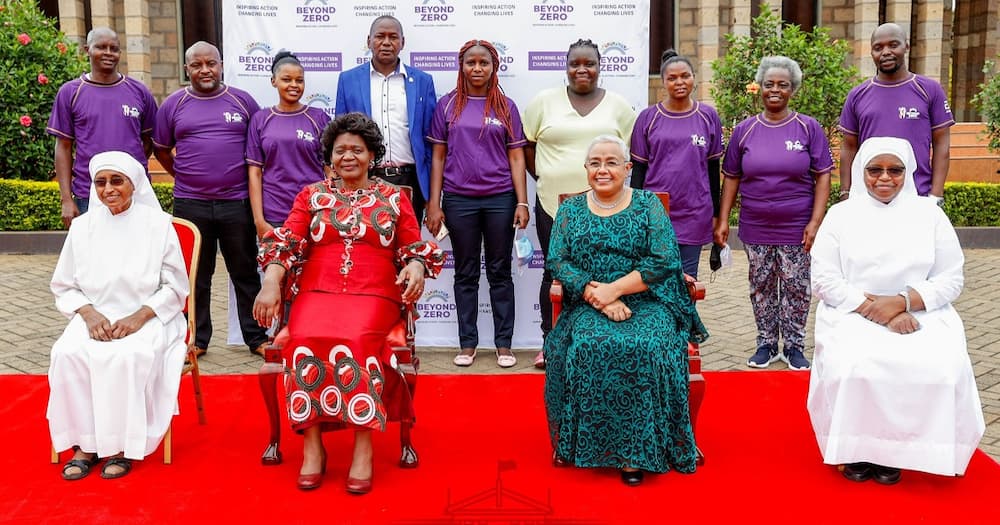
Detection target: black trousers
<box><xmin>535</xmin><ymin>196</ymin><xmax>555</xmax><ymax>336</ymax></box>
<box><xmin>173</xmin><ymin>198</ymin><xmax>268</xmax><ymax>351</ymax></box>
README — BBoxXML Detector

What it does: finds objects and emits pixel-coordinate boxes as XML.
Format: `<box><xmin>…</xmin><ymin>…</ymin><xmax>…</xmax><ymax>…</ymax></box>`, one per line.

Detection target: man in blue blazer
<box><xmin>336</xmin><ymin>15</ymin><xmax>437</xmax><ymax>222</ymax></box>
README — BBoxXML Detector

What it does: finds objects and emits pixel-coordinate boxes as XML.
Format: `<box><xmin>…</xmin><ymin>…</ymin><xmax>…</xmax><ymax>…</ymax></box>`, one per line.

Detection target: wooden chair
<box><xmin>50</xmin><ymin>217</ymin><xmax>206</xmax><ymax>465</ymax></box>
<box><xmin>259</xmin><ymin>185</ymin><xmax>421</xmax><ymax>468</ymax></box>
<box><xmin>549</xmin><ymin>191</ymin><xmax>708</xmax><ymax>465</ymax></box>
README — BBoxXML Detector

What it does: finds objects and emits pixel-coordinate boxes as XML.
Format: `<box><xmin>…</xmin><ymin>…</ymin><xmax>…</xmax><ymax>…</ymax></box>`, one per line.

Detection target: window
<box><xmin>649</xmin><ymin>0</ymin><xmax>676</xmax><ymax>74</ymax></box>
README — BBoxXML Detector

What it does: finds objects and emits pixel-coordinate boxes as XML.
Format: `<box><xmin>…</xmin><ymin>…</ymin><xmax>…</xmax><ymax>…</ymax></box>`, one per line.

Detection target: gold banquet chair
<box><xmin>49</xmin><ymin>217</ymin><xmax>206</xmax><ymax>465</ymax></box>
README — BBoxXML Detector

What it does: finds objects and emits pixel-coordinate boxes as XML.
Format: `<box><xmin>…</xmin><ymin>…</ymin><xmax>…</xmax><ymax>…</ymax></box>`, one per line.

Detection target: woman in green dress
<box><xmin>544</xmin><ymin>135</ymin><xmax>708</xmax><ymax>486</ymax></box>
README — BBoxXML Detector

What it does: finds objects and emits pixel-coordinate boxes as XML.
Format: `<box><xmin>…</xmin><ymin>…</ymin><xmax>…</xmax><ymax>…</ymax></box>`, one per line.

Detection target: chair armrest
<box><xmin>550</xmin><ymin>279</ymin><xmax>564</xmax><ymax>323</ymax></box>
<box><xmin>684</xmin><ymin>274</ymin><xmax>706</xmax><ymax>302</ymax></box>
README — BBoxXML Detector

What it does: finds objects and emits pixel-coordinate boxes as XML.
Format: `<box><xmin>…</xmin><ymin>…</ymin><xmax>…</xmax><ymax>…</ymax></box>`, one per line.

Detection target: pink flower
<box><xmin>745</xmin><ymin>82</ymin><xmax>760</xmax><ymax>95</ymax></box>
<box><xmin>37</xmin><ymin>73</ymin><xmax>49</xmax><ymax>85</ymax></box>
<box><xmin>56</xmin><ymin>42</ymin><xmax>68</xmax><ymax>54</ymax></box>
<box><xmin>20</xmin><ymin>115</ymin><xmax>32</xmax><ymax>127</ymax></box>
<box><xmin>17</xmin><ymin>33</ymin><xmax>31</xmax><ymax>45</ymax></box>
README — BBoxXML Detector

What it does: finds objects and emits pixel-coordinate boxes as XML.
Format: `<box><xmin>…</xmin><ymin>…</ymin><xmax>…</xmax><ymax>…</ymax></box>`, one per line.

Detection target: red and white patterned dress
<box><xmin>259</xmin><ymin>179</ymin><xmax>444</xmax><ymax>433</ymax></box>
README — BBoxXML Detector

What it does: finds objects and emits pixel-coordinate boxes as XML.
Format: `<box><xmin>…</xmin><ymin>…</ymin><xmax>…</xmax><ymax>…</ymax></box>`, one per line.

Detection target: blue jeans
<box><xmin>443</xmin><ymin>191</ymin><xmax>516</xmax><ymax>348</ymax></box>
<box><xmin>173</xmin><ymin>198</ymin><xmax>268</xmax><ymax>351</ymax></box>
<box><xmin>678</xmin><ymin>244</ymin><xmax>703</xmax><ymax>279</ymax></box>
<box><xmin>74</xmin><ymin>196</ymin><xmax>89</xmax><ymax>214</ymax></box>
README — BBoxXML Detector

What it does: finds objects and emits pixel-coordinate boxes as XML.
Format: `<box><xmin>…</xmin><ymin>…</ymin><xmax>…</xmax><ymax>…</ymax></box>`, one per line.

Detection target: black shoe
<box><xmin>620</xmin><ymin>469</ymin><xmax>644</xmax><ymax>486</ymax></box>
<box><xmin>842</xmin><ymin>462</ymin><xmax>873</xmax><ymax>482</ymax></box>
<box><xmin>872</xmin><ymin>464</ymin><xmax>901</xmax><ymax>485</ymax></box>
<box><xmin>552</xmin><ymin>453</ymin><xmax>571</xmax><ymax>468</ymax></box>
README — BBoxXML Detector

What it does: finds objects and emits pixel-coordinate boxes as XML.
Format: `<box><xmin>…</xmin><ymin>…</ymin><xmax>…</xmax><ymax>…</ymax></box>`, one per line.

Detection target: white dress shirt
<box><xmin>369</xmin><ymin>62</ymin><xmax>415</xmax><ymax>166</ymax></box>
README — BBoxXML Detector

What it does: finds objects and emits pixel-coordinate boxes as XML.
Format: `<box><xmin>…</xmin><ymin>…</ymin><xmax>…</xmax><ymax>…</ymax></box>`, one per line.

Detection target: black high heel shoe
<box><xmin>620</xmin><ymin>469</ymin><xmax>644</xmax><ymax>486</ymax></box>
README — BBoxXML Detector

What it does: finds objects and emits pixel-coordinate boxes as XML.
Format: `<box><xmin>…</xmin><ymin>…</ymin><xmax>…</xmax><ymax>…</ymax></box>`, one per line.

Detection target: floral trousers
<box><xmin>744</xmin><ymin>243</ymin><xmax>811</xmax><ymax>352</ymax></box>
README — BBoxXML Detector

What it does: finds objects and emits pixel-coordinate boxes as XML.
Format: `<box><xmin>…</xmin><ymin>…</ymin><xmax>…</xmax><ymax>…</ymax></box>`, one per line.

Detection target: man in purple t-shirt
<box><xmin>839</xmin><ymin>23</ymin><xmax>954</xmax><ymax>201</ymax></box>
<box><xmin>46</xmin><ymin>27</ymin><xmax>157</xmax><ymax>227</ymax></box>
<box><xmin>153</xmin><ymin>41</ymin><xmax>267</xmax><ymax>358</ymax></box>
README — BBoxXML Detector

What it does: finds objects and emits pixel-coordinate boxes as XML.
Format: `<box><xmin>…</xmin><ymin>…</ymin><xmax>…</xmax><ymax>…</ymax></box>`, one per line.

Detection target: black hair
<box><xmin>566</xmin><ymin>38</ymin><xmax>601</xmax><ymax>62</ymax></box>
<box><xmin>270</xmin><ymin>50</ymin><xmax>302</xmax><ymax>77</ymax></box>
<box><xmin>321</xmin><ymin>112</ymin><xmax>386</xmax><ymax>168</ymax></box>
<box><xmin>659</xmin><ymin>49</ymin><xmax>694</xmax><ymax>77</ymax></box>
<box><xmin>369</xmin><ymin>15</ymin><xmax>404</xmax><ymax>38</ymax></box>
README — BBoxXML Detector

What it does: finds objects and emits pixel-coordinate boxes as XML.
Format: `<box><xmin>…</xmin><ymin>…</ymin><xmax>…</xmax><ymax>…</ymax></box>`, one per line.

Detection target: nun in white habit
<box><xmin>48</xmin><ymin>151</ymin><xmax>189</xmax><ymax>480</ymax></box>
<box><xmin>807</xmin><ymin>136</ymin><xmax>984</xmax><ymax>484</ymax></box>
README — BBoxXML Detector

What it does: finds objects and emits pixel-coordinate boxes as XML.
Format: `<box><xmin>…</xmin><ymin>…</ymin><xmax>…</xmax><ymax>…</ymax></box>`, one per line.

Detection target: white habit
<box><xmin>807</xmin><ymin>137</ymin><xmax>984</xmax><ymax>476</ymax></box>
<box><xmin>48</xmin><ymin>152</ymin><xmax>189</xmax><ymax>460</ymax></box>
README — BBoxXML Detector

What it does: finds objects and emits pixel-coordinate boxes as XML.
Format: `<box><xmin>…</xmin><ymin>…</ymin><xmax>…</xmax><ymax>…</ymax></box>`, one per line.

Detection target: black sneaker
<box><xmin>747</xmin><ymin>345</ymin><xmax>779</xmax><ymax>368</ymax></box>
<box><xmin>780</xmin><ymin>347</ymin><xmax>811</xmax><ymax>370</ymax></box>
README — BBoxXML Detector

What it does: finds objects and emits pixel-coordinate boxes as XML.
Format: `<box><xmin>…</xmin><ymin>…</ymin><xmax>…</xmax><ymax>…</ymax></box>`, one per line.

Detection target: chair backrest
<box><xmin>171</xmin><ymin>217</ymin><xmax>201</xmax><ymax>345</ymax></box>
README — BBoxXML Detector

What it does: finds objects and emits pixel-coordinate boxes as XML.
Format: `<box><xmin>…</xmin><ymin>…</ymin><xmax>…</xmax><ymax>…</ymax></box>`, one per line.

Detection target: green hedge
<box><xmin>0</xmin><ymin>180</ymin><xmax>173</xmax><ymax>231</ymax></box>
<box><xmin>1</xmin><ymin>179</ymin><xmax>998</xmax><ymax>231</ymax></box>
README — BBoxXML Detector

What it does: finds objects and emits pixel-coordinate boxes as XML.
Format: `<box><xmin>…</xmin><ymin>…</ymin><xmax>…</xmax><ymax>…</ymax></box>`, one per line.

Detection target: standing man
<box><xmin>335</xmin><ymin>15</ymin><xmax>437</xmax><ymax>222</ymax></box>
<box><xmin>153</xmin><ymin>41</ymin><xmax>267</xmax><ymax>358</ymax></box>
<box><xmin>47</xmin><ymin>27</ymin><xmax>157</xmax><ymax>227</ymax></box>
<box><xmin>839</xmin><ymin>23</ymin><xmax>954</xmax><ymax>203</ymax></box>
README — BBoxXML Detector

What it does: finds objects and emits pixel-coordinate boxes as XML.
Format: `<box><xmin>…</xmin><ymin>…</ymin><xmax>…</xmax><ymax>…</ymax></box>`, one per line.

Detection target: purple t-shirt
<box><xmin>46</xmin><ymin>74</ymin><xmax>157</xmax><ymax>199</ymax></box>
<box><xmin>154</xmin><ymin>85</ymin><xmax>260</xmax><ymax>200</ymax></box>
<box><xmin>630</xmin><ymin>101</ymin><xmax>724</xmax><ymax>245</ymax></box>
<box><xmin>722</xmin><ymin>112</ymin><xmax>834</xmax><ymax>245</ymax></box>
<box><xmin>427</xmin><ymin>92</ymin><xmax>526</xmax><ymax>196</ymax></box>
<box><xmin>246</xmin><ymin>106</ymin><xmax>331</xmax><ymax>224</ymax></box>
<box><xmin>839</xmin><ymin>74</ymin><xmax>954</xmax><ymax>195</ymax></box>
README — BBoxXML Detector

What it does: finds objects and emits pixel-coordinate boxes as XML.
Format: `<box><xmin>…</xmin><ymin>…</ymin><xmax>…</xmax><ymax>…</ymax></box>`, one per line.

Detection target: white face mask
<box><xmin>514</xmin><ymin>231</ymin><xmax>534</xmax><ymax>276</ymax></box>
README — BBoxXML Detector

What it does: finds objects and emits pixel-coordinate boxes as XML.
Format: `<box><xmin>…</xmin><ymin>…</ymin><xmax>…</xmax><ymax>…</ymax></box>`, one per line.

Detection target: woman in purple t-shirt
<box><xmin>630</xmin><ymin>49</ymin><xmax>724</xmax><ymax>278</ymax></box>
<box><xmin>715</xmin><ymin>56</ymin><xmax>833</xmax><ymax>371</ymax></box>
<box><xmin>247</xmin><ymin>51</ymin><xmax>331</xmax><ymax>238</ymax></box>
<box><xmin>425</xmin><ymin>40</ymin><xmax>530</xmax><ymax>369</ymax></box>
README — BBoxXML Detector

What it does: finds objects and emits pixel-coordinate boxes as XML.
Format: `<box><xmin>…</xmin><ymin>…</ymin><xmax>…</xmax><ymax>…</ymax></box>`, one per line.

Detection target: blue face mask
<box><xmin>514</xmin><ymin>233</ymin><xmax>534</xmax><ymax>273</ymax></box>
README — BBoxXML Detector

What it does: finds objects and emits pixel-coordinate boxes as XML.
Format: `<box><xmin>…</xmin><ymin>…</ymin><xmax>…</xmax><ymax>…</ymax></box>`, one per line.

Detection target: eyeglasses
<box><xmin>864</xmin><ymin>166</ymin><xmax>905</xmax><ymax>178</ymax></box>
<box><xmin>94</xmin><ymin>175</ymin><xmax>128</xmax><ymax>187</ymax></box>
<box><xmin>585</xmin><ymin>160</ymin><xmax>625</xmax><ymax>170</ymax></box>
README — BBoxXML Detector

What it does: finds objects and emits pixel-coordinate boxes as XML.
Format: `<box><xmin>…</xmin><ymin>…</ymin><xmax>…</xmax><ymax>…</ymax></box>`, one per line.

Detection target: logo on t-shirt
<box><xmin>898</xmin><ymin>107</ymin><xmax>921</xmax><ymax>119</ymax></box>
<box><xmin>121</xmin><ymin>105</ymin><xmax>140</xmax><ymax>119</ymax></box>
<box><xmin>484</xmin><ymin>116</ymin><xmax>504</xmax><ymax>128</ymax></box>
<box><xmin>296</xmin><ymin>129</ymin><xmax>316</xmax><ymax>142</ymax></box>
<box><xmin>690</xmin><ymin>134</ymin><xmax>707</xmax><ymax>147</ymax></box>
<box><xmin>223</xmin><ymin>112</ymin><xmax>244</xmax><ymax>123</ymax></box>
<box><xmin>785</xmin><ymin>140</ymin><xmax>804</xmax><ymax>151</ymax></box>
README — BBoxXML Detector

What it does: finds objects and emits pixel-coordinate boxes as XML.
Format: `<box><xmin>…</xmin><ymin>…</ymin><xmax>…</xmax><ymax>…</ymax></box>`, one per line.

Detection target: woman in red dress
<box><xmin>253</xmin><ymin>113</ymin><xmax>444</xmax><ymax>493</ymax></box>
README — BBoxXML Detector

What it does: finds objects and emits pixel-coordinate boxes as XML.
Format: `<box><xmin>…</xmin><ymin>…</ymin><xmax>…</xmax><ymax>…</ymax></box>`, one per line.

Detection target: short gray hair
<box><xmin>86</xmin><ymin>27</ymin><xmax>117</xmax><ymax>47</ymax></box>
<box><xmin>586</xmin><ymin>135</ymin><xmax>629</xmax><ymax>161</ymax></box>
<box><xmin>755</xmin><ymin>55</ymin><xmax>803</xmax><ymax>93</ymax></box>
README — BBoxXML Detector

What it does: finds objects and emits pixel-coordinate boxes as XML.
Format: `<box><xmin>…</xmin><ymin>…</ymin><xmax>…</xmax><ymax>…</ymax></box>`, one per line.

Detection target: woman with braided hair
<box><xmin>425</xmin><ymin>39</ymin><xmax>529</xmax><ymax>369</ymax></box>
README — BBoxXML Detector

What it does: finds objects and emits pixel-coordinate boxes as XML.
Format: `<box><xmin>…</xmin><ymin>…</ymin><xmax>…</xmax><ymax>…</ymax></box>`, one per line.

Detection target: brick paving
<box><xmin>3</xmin><ymin>249</ymin><xmax>999</xmax><ymax>462</ymax></box>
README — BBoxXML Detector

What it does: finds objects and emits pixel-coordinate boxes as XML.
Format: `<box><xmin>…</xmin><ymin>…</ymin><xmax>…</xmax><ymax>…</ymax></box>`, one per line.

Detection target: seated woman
<box><xmin>808</xmin><ymin>136</ymin><xmax>985</xmax><ymax>485</ymax></box>
<box><xmin>543</xmin><ymin>135</ymin><xmax>708</xmax><ymax>486</ymax></box>
<box><xmin>253</xmin><ymin>113</ymin><xmax>444</xmax><ymax>493</ymax></box>
<box><xmin>49</xmin><ymin>151</ymin><xmax>190</xmax><ymax>481</ymax></box>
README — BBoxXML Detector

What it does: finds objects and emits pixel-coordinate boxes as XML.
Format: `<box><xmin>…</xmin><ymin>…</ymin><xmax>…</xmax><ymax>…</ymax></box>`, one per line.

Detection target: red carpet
<box><xmin>2</xmin><ymin>372</ymin><xmax>998</xmax><ymax>524</ymax></box>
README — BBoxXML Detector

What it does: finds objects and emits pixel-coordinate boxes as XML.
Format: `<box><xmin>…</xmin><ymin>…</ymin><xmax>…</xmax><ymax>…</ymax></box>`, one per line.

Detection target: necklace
<box><xmin>589</xmin><ymin>188</ymin><xmax>628</xmax><ymax>210</ymax></box>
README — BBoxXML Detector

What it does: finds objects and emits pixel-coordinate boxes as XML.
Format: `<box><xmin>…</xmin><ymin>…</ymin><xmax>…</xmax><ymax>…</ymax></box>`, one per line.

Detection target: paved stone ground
<box><xmin>3</xmin><ymin>250</ymin><xmax>998</xmax><ymax>462</ymax></box>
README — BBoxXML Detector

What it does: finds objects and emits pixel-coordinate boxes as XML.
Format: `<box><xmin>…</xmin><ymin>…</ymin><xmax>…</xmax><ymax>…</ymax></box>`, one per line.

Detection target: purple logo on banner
<box><xmin>238</xmin><ymin>42</ymin><xmax>273</xmax><ymax>75</ymax></box>
<box><xmin>533</xmin><ymin>0</ymin><xmax>574</xmax><ymax>22</ymax></box>
<box><xmin>528</xmin><ymin>52</ymin><xmax>565</xmax><ymax>71</ymax></box>
<box><xmin>411</xmin><ymin>52</ymin><xmax>458</xmax><ymax>71</ymax></box>
<box><xmin>295</xmin><ymin>0</ymin><xmax>336</xmax><ymax>25</ymax></box>
<box><xmin>529</xmin><ymin>250</ymin><xmax>545</xmax><ymax>269</ymax></box>
<box><xmin>600</xmin><ymin>42</ymin><xmax>635</xmax><ymax>74</ymax></box>
<box><xmin>305</xmin><ymin>93</ymin><xmax>336</xmax><ymax>118</ymax></box>
<box><xmin>297</xmin><ymin>52</ymin><xmax>342</xmax><ymax>72</ymax></box>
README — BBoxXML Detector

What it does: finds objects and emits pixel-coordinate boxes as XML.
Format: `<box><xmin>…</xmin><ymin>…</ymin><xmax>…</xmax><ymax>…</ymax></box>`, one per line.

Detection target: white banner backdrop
<box><xmin>222</xmin><ymin>0</ymin><xmax>649</xmax><ymax>349</ymax></box>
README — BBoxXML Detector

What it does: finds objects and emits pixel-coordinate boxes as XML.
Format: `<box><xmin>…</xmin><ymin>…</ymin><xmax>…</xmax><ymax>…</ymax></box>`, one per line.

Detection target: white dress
<box><xmin>808</xmin><ymin>192</ymin><xmax>985</xmax><ymax>476</ymax></box>
<box><xmin>48</xmin><ymin>203</ymin><xmax>188</xmax><ymax>460</ymax></box>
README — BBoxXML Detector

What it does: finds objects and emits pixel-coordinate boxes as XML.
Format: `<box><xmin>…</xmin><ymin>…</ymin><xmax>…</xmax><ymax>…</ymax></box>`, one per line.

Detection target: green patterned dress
<box><xmin>544</xmin><ymin>189</ymin><xmax>708</xmax><ymax>473</ymax></box>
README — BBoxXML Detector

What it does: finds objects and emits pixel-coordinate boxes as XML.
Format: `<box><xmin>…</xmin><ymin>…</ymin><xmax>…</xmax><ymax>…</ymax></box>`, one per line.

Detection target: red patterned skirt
<box><xmin>283</xmin><ymin>291</ymin><xmax>411</xmax><ymax>433</ymax></box>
